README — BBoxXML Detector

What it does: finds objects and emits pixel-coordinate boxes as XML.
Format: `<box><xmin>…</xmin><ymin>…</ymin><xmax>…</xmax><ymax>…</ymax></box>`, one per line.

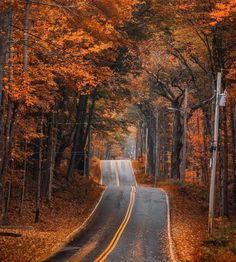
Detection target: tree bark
<box><xmin>19</xmin><ymin>142</ymin><xmax>27</xmax><ymax>215</ymax></box>
<box><xmin>171</xmin><ymin>104</ymin><xmax>183</xmax><ymax>179</ymax></box>
<box><xmin>221</xmin><ymin>106</ymin><xmax>228</xmax><ymax>216</ymax></box>
<box><xmin>230</xmin><ymin>99</ymin><xmax>236</xmax><ymax>210</ymax></box>
<box><xmin>75</xmin><ymin>94</ymin><xmax>96</xmax><ymax>172</ymax></box>
<box><xmin>66</xmin><ymin>95</ymin><xmax>88</xmax><ymax>180</ymax></box>
<box><xmin>35</xmin><ymin>114</ymin><xmax>43</xmax><ymax>223</ymax></box>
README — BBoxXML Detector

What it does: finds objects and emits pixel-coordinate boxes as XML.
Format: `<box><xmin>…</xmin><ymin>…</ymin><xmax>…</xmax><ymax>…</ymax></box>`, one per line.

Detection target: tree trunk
<box><xmin>42</xmin><ymin>113</ymin><xmax>56</xmax><ymax>200</ymax></box>
<box><xmin>35</xmin><ymin>114</ymin><xmax>43</xmax><ymax>223</ymax></box>
<box><xmin>75</xmin><ymin>95</ymin><xmax>96</xmax><ymax>172</ymax></box>
<box><xmin>230</xmin><ymin>99</ymin><xmax>236</xmax><ymax>210</ymax></box>
<box><xmin>202</xmin><ymin>112</ymin><xmax>210</xmax><ymax>184</ymax></box>
<box><xmin>47</xmin><ymin>113</ymin><xmax>57</xmax><ymax>202</ymax></box>
<box><xmin>221</xmin><ymin>106</ymin><xmax>228</xmax><ymax>216</ymax></box>
<box><xmin>0</xmin><ymin>9</ymin><xmax>12</xmax><ymax>175</ymax></box>
<box><xmin>0</xmin><ymin>101</ymin><xmax>17</xmax><ymax>221</ymax></box>
<box><xmin>19</xmin><ymin>142</ymin><xmax>27</xmax><ymax>215</ymax></box>
<box><xmin>155</xmin><ymin>114</ymin><xmax>160</xmax><ymax>182</ymax></box>
<box><xmin>171</xmin><ymin>105</ymin><xmax>183</xmax><ymax>179</ymax></box>
<box><xmin>135</xmin><ymin>122</ymin><xmax>140</xmax><ymax>160</ymax></box>
<box><xmin>66</xmin><ymin>95</ymin><xmax>88</xmax><ymax>180</ymax></box>
<box><xmin>162</xmin><ymin>118</ymin><xmax>169</xmax><ymax>178</ymax></box>
<box><xmin>23</xmin><ymin>0</ymin><xmax>30</xmax><ymax>71</ymax></box>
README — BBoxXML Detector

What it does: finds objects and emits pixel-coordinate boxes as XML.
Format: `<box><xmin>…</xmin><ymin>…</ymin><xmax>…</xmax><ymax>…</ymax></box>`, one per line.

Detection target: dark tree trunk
<box><xmin>66</xmin><ymin>95</ymin><xmax>88</xmax><ymax>180</ymax></box>
<box><xmin>19</xmin><ymin>142</ymin><xmax>27</xmax><ymax>215</ymax></box>
<box><xmin>162</xmin><ymin>118</ymin><xmax>169</xmax><ymax>178</ymax></box>
<box><xmin>230</xmin><ymin>99</ymin><xmax>236</xmax><ymax>210</ymax></box>
<box><xmin>75</xmin><ymin>94</ymin><xmax>96</xmax><ymax>172</ymax></box>
<box><xmin>35</xmin><ymin>114</ymin><xmax>43</xmax><ymax>223</ymax></box>
<box><xmin>147</xmin><ymin>116</ymin><xmax>156</xmax><ymax>176</ymax></box>
<box><xmin>0</xmin><ymin>101</ymin><xmax>17</xmax><ymax>221</ymax></box>
<box><xmin>171</xmin><ymin>104</ymin><xmax>183</xmax><ymax>179</ymax></box>
<box><xmin>221</xmin><ymin>106</ymin><xmax>228</xmax><ymax>216</ymax></box>
<box><xmin>42</xmin><ymin>113</ymin><xmax>56</xmax><ymax>200</ymax></box>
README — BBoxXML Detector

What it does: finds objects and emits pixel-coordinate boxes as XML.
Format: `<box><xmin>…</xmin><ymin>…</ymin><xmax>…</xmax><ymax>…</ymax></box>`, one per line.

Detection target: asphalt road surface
<box><xmin>45</xmin><ymin>160</ymin><xmax>170</xmax><ymax>262</ymax></box>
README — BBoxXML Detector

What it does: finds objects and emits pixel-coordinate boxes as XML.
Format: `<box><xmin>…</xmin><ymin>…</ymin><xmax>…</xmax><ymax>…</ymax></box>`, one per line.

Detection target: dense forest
<box><xmin>0</xmin><ymin>0</ymin><xmax>236</xmax><ymax>261</ymax></box>
<box><xmin>0</xmin><ymin>0</ymin><xmax>139</xmax><ymax>223</ymax></box>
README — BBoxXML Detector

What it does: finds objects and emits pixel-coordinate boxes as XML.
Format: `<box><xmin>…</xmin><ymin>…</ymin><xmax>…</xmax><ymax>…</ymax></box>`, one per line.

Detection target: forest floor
<box><xmin>132</xmin><ymin>160</ymin><xmax>236</xmax><ymax>262</ymax></box>
<box><xmin>0</xmin><ymin>157</ymin><xmax>103</xmax><ymax>262</ymax></box>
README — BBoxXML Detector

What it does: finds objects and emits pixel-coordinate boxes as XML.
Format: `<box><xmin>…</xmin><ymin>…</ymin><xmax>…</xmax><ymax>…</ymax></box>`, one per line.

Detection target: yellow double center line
<box><xmin>94</xmin><ymin>186</ymin><xmax>136</xmax><ymax>262</ymax></box>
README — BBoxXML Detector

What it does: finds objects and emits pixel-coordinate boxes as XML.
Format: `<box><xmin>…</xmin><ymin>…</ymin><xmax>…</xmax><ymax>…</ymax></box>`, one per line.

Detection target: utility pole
<box><xmin>180</xmin><ymin>87</ymin><xmax>188</xmax><ymax>181</ymax></box>
<box><xmin>208</xmin><ymin>72</ymin><xmax>222</xmax><ymax>235</ymax></box>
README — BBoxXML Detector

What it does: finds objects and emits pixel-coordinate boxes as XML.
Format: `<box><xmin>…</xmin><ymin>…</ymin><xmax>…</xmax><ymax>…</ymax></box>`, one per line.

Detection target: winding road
<box><xmin>45</xmin><ymin>160</ymin><xmax>171</xmax><ymax>262</ymax></box>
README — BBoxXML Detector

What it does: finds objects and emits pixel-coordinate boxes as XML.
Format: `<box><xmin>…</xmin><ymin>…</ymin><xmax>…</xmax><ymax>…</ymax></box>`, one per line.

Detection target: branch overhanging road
<box><xmin>45</xmin><ymin>160</ymin><xmax>172</xmax><ymax>262</ymax></box>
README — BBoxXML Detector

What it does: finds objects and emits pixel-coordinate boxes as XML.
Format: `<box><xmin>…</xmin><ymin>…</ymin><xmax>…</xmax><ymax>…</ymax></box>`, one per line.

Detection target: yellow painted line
<box><xmin>114</xmin><ymin>161</ymin><xmax>120</xmax><ymax>187</ymax></box>
<box><xmin>94</xmin><ymin>186</ymin><xmax>136</xmax><ymax>262</ymax></box>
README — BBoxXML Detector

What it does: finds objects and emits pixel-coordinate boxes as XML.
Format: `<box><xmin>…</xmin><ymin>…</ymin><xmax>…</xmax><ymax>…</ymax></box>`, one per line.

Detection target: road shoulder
<box><xmin>0</xmin><ymin>178</ymin><xmax>105</xmax><ymax>262</ymax></box>
<box><xmin>131</xmin><ymin>160</ymin><xmax>208</xmax><ymax>262</ymax></box>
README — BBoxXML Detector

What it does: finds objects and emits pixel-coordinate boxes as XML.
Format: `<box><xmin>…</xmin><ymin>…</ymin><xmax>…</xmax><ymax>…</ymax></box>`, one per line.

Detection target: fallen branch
<box><xmin>0</xmin><ymin>232</ymin><xmax>22</xmax><ymax>237</ymax></box>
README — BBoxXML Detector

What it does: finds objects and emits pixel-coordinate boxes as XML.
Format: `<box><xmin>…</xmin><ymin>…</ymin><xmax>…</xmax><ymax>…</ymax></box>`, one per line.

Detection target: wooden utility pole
<box><xmin>180</xmin><ymin>87</ymin><xmax>188</xmax><ymax>181</ymax></box>
<box><xmin>208</xmin><ymin>72</ymin><xmax>222</xmax><ymax>235</ymax></box>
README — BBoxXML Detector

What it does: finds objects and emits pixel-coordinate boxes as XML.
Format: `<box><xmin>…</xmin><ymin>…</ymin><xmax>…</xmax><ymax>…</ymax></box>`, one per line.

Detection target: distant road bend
<box><xmin>45</xmin><ymin>160</ymin><xmax>172</xmax><ymax>262</ymax></box>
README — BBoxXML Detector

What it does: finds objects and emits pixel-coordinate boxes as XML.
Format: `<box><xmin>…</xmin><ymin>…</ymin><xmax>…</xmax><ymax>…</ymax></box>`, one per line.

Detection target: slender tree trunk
<box><xmin>0</xmin><ymin>101</ymin><xmax>18</xmax><ymax>192</ymax></box>
<box><xmin>47</xmin><ymin>113</ymin><xmax>57</xmax><ymax>201</ymax></box>
<box><xmin>221</xmin><ymin>105</ymin><xmax>228</xmax><ymax>216</ymax></box>
<box><xmin>35</xmin><ymin>114</ymin><xmax>43</xmax><ymax>223</ymax></box>
<box><xmin>66</xmin><ymin>95</ymin><xmax>88</xmax><ymax>180</ymax></box>
<box><xmin>146</xmin><ymin>116</ymin><xmax>156</xmax><ymax>176</ymax></box>
<box><xmin>0</xmin><ymin>10</ymin><xmax>13</xmax><ymax>222</ymax></box>
<box><xmin>19</xmin><ymin>142</ymin><xmax>27</xmax><ymax>215</ymax></box>
<box><xmin>42</xmin><ymin>113</ymin><xmax>56</xmax><ymax>199</ymax></box>
<box><xmin>23</xmin><ymin>0</ymin><xmax>30</xmax><ymax>72</ymax></box>
<box><xmin>155</xmin><ymin>114</ymin><xmax>160</xmax><ymax>182</ymax></box>
<box><xmin>135</xmin><ymin>122</ymin><xmax>140</xmax><ymax>160</ymax></box>
<box><xmin>76</xmin><ymin>94</ymin><xmax>96</xmax><ymax>172</ymax></box>
<box><xmin>162</xmin><ymin>118</ymin><xmax>169</xmax><ymax>178</ymax></box>
<box><xmin>5</xmin><ymin>181</ymin><xmax>11</xmax><ymax>214</ymax></box>
<box><xmin>202</xmin><ymin>113</ymin><xmax>209</xmax><ymax>184</ymax></box>
<box><xmin>86</xmin><ymin>126</ymin><xmax>92</xmax><ymax>178</ymax></box>
<box><xmin>1</xmin><ymin>180</ymin><xmax>11</xmax><ymax>224</ymax></box>
<box><xmin>171</xmin><ymin>105</ymin><xmax>183</xmax><ymax>179</ymax></box>
<box><xmin>230</xmin><ymin>99</ymin><xmax>236</xmax><ymax>210</ymax></box>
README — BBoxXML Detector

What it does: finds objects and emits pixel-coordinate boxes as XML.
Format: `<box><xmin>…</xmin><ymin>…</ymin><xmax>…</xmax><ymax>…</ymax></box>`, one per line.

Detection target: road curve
<box><xmin>45</xmin><ymin>160</ymin><xmax>171</xmax><ymax>262</ymax></box>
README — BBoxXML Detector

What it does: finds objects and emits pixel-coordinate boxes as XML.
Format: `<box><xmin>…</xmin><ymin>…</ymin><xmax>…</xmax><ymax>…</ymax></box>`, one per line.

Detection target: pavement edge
<box><xmin>42</xmin><ymin>186</ymin><xmax>107</xmax><ymax>262</ymax></box>
<box><xmin>159</xmin><ymin>188</ymin><xmax>177</xmax><ymax>262</ymax></box>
